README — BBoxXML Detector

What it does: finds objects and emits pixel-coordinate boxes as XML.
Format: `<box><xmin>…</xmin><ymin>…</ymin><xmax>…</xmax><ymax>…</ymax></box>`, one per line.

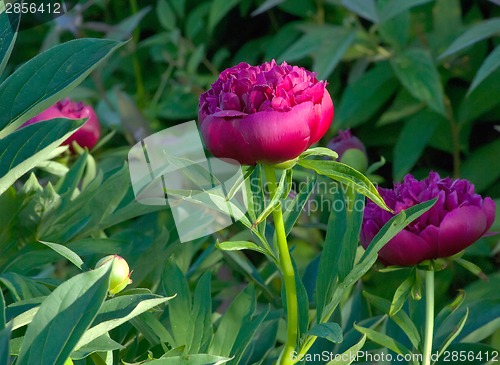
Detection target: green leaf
<box><xmin>363</xmin><ymin>292</ymin><xmax>421</xmax><ymax>349</ymax></box>
<box><xmin>39</xmin><ymin>241</ymin><xmax>87</xmax><ymax>271</ymax></box>
<box><xmin>55</xmin><ymin>150</ymin><xmax>88</xmax><ymax>196</ymax></box>
<box><xmin>377</xmin><ymin>89</ymin><xmax>424</xmax><ymax>126</ymax></box>
<box><xmin>326</xmin><ymin>335</ymin><xmax>366</xmax><ymax>365</ymax></box>
<box><xmin>468</xmin><ymin>45</ymin><xmax>500</xmax><ymax>94</ymax></box>
<box><xmin>16</xmin><ymin>265</ymin><xmax>111</xmax><ymax>365</ymax></box>
<box><xmin>378</xmin><ymin>0</ymin><xmax>432</xmax><ymax>23</ymax></box>
<box><xmin>188</xmin><ymin>272</ymin><xmax>213</xmax><ymax>353</ymax></box>
<box><xmin>313</xmin><ymin>29</ymin><xmax>356</xmax><ymax>79</ymax></box>
<box><xmin>454</xmin><ymin>258</ymin><xmax>487</xmax><ymax>281</ymax></box>
<box><xmin>307</xmin><ymin>322</ymin><xmax>343</xmax><ymax>343</ymax></box>
<box><xmin>216</xmin><ymin>241</ymin><xmax>272</xmax><ymax>257</ymax></box>
<box><xmin>210</xmin><ymin>285</ymin><xmax>256</xmax><ymax>357</ymax></box>
<box><xmin>389</xmin><ymin>271</ymin><xmax>415</xmax><ymax>316</ymax></box>
<box><xmin>148</xmin><ymin>354</ymin><xmax>232</xmax><ymax>365</ymax></box>
<box><xmin>336</xmin><ymin>62</ymin><xmax>398</xmax><ymax>128</ymax></box>
<box><xmin>0</xmin><ymin>8</ymin><xmax>19</xmax><ymax>76</ymax></box>
<box><xmin>0</xmin><ymin>38</ymin><xmax>123</xmax><ymax>136</ymax></box>
<box><xmin>354</xmin><ymin>322</ymin><xmax>412</xmax><ymax>355</ymax></box>
<box><xmin>393</xmin><ymin>110</ymin><xmax>441</xmax><ymax>181</ymax></box>
<box><xmin>391</xmin><ymin>48</ymin><xmax>446</xmax><ymax>115</ymax></box>
<box><xmin>316</xmin><ymin>188</ymin><xmax>364</xmax><ymax>321</ymax></box>
<box><xmin>0</xmin><ymin>118</ymin><xmax>83</xmax><ymax>196</ymax></box>
<box><xmin>437</xmin><ymin>308</ymin><xmax>469</xmax><ymax>358</ymax></box>
<box><xmin>252</xmin><ymin>169</ymin><xmax>287</xmax><ymax>227</ymax></box>
<box><xmin>439</xmin><ymin>18</ymin><xmax>500</xmax><ymax>59</ymax></box>
<box><xmin>0</xmin><ymin>325</ymin><xmax>10</xmax><ymax>365</ymax></box>
<box><xmin>297</xmin><ymin>159</ymin><xmax>391</xmax><ymax>212</ymax></box>
<box><xmin>161</xmin><ymin>261</ymin><xmax>192</xmax><ymax>348</ymax></box>
<box><xmin>208</xmin><ymin>0</ymin><xmax>241</xmax><ymax>32</ymax></box>
<box><xmin>458</xmin><ymin>69</ymin><xmax>500</xmax><ymax>124</ymax></box>
<box><xmin>461</xmin><ymin>139</ymin><xmax>500</xmax><ymax>192</ymax></box>
<box><xmin>75</xmin><ymin>293</ymin><xmax>172</xmax><ymax>350</ymax></box>
<box><xmin>341</xmin><ymin>0</ymin><xmax>378</xmax><ymax>22</ymax></box>
<box><xmin>0</xmin><ymin>288</ymin><xmax>4</xmax><ymax>329</ymax></box>
<box><xmin>0</xmin><ymin>273</ymin><xmax>51</xmax><ymax>301</ymax></box>
<box><xmin>71</xmin><ymin>334</ymin><xmax>123</xmax><ymax>360</ymax></box>
<box><xmin>299</xmin><ymin>147</ymin><xmax>338</xmax><ymax>160</ymax></box>
<box><xmin>283</xmin><ymin>174</ymin><xmax>317</xmax><ymax>236</ymax></box>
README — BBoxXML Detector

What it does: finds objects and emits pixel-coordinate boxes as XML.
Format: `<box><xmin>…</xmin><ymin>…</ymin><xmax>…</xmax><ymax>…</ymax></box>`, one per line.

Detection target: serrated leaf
<box><xmin>297</xmin><ymin>159</ymin><xmax>391</xmax><ymax>212</ymax></box>
<box><xmin>307</xmin><ymin>322</ymin><xmax>343</xmax><ymax>343</ymax></box>
<box><xmin>0</xmin><ymin>118</ymin><xmax>83</xmax><ymax>195</ymax></box>
<box><xmin>391</xmin><ymin>48</ymin><xmax>446</xmax><ymax>115</ymax></box>
<box><xmin>439</xmin><ymin>18</ymin><xmax>500</xmax><ymax>59</ymax></box>
<box><xmin>16</xmin><ymin>266</ymin><xmax>111</xmax><ymax>365</ymax></box>
<box><xmin>0</xmin><ymin>38</ymin><xmax>123</xmax><ymax>136</ymax></box>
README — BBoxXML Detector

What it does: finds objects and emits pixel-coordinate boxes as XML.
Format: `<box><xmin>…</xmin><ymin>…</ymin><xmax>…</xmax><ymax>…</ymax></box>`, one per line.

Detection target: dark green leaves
<box><xmin>0</xmin><ymin>118</ymin><xmax>83</xmax><ymax>195</ymax></box>
<box><xmin>16</xmin><ymin>266</ymin><xmax>111</xmax><ymax>365</ymax></box>
<box><xmin>0</xmin><ymin>38</ymin><xmax>123</xmax><ymax>135</ymax></box>
<box><xmin>439</xmin><ymin>18</ymin><xmax>500</xmax><ymax>59</ymax></box>
<box><xmin>391</xmin><ymin>48</ymin><xmax>446</xmax><ymax>115</ymax></box>
<box><xmin>307</xmin><ymin>323</ymin><xmax>343</xmax><ymax>343</ymax></box>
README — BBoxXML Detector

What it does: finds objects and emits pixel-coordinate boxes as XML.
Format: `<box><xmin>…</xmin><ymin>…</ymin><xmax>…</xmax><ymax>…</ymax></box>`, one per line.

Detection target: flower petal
<box><xmin>377</xmin><ymin>230</ymin><xmax>435</xmax><ymax>266</ymax></box>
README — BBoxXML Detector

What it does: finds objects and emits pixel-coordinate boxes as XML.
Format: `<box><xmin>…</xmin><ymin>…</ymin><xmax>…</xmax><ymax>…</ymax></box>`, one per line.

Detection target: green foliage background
<box><xmin>0</xmin><ymin>0</ymin><xmax>499</xmax><ymax>364</ymax></box>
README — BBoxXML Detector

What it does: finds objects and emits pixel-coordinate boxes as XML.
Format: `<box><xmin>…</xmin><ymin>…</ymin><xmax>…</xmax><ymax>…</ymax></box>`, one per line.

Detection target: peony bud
<box><xmin>327</xmin><ymin>129</ymin><xmax>368</xmax><ymax>172</ymax></box>
<box><xmin>21</xmin><ymin>98</ymin><xmax>100</xmax><ymax>151</ymax></box>
<box><xmin>95</xmin><ymin>255</ymin><xmax>132</xmax><ymax>295</ymax></box>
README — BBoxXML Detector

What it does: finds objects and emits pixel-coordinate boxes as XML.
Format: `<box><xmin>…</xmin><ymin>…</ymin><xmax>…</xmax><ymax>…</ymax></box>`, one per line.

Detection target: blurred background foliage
<box><xmin>2</xmin><ymin>0</ymin><xmax>500</xmax><ymax>363</ymax></box>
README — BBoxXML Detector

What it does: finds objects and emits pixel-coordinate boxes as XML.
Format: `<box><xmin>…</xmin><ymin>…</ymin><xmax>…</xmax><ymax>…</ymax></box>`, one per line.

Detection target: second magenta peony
<box><xmin>361</xmin><ymin>172</ymin><xmax>496</xmax><ymax>266</ymax></box>
<box><xmin>198</xmin><ymin>61</ymin><xmax>334</xmax><ymax>165</ymax></box>
<box><xmin>22</xmin><ymin>98</ymin><xmax>100</xmax><ymax>151</ymax></box>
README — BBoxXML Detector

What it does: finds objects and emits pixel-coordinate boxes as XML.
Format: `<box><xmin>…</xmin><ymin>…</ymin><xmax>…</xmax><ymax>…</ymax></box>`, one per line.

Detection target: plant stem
<box><xmin>263</xmin><ymin>165</ymin><xmax>298</xmax><ymax>365</ymax></box>
<box><xmin>423</xmin><ymin>270</ymin><xmax>435</xmax><ymax>365</ymax></box>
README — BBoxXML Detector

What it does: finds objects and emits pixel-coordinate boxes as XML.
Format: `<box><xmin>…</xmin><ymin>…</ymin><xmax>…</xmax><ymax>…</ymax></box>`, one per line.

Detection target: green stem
<box><xmin>263</xmin><ymin>165</ymin><xmax>298</xmax><ymax>365</ymax></box>
<box><xmin>423</xmin><ymin>270</ymin><xmax>435</xmax><ymax>365</ymax></box>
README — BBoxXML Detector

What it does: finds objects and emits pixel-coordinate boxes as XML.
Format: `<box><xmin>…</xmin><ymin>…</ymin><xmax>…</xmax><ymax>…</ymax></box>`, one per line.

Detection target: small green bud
<box><xmin>95</xmin><ymin>255</ymin><xmax>132</xmax><ymax>295</ymax></box>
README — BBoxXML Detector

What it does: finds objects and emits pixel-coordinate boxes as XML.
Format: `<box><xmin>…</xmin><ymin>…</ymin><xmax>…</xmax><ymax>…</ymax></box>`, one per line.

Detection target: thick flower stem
<box><xmin>422</xmin><ymin>270</ymin><xmax>435</xmax><ymax>365</ymax></box>
<box><xmin>263</xmin><ymin>165</ymin><xmax>298</xmax><ymax>365</ymax></box>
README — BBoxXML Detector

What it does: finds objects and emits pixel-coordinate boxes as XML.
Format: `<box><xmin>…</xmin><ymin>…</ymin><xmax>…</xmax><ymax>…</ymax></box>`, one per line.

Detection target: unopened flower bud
<box><xmin>95</xmin><ymin>255</ymin><xmax>132</xmax><ymax>295</ymax></box>
<box><xmin>327</xmin><ymin>129</ymin><xmax>368</xmax><ymax>172</ymax></box>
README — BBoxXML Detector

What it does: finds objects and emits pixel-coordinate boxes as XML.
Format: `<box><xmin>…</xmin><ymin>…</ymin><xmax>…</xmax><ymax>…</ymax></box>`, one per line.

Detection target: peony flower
<box><xmin>95</xmin><ymin>255</ymin><xmax>132</xmax><ymax>295</ymax></box>
<box><xmin>198</xmin><ymin>60</ymin><xmax>333</xmax><ymax>165</ymax></box>
<box><xmin>22</xmin><ymin>98</ymin><xmax>100</xmax><ymax>150</ymax></box>
<box><xmin>327</xmin><ymin>129</ymin><xmax>368</xmax><ymax>171</ymax></box>
<box><xmin>361</xmin><ymin>172</ymin><xmax>496</xmax><ymax>266</ymax></box>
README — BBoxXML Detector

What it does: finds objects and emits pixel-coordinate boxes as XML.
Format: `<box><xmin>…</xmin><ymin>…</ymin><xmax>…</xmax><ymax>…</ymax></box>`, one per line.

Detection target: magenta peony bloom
<box><xmin>361</xmin><ymin>172</ymin><xmax>496</xmax><ymax>266</ymax></box>
<box><xmin>198</xmin><ymin>60</ymin><xmax>334</xmax><ymax>165</ymax></box>
<box><xmin>327</xmin><ymin>129</ymin><xmax>368</xmax><ymax>171</ymax></box>
<box><xmin>22</xmin><ymin>98</ymin><xmax>100</xmax><ymax>150</ymax></box>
